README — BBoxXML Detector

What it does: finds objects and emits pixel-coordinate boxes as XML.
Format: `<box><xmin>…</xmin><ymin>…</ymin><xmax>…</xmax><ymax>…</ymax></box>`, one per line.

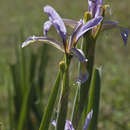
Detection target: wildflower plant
<box><xmin>21</xmin><ymin>0</ymin><xmax>129</xmax><ymax>130</ymax></box>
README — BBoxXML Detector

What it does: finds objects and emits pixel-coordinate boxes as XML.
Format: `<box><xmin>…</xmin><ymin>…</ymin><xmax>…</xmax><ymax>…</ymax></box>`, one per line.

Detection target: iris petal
<box><xmin>75</xmin><ymin>16</ymin><xmax>103</xmax><ymax>42</ymax></box>
<box><xmin>43</xmin><ymin>20</ymin><xmax>52</xmax><ymax>36</ymax></box>
<box><xmin>44</xmin><ymin>5</ymin><xmax>67</xmax><ymax>45</ymax></box>
<box><xmin>22</xmin><ymin>36</ymin><xmax>64</xmax><ymax>52</ymax></box>
<box><xmin>65</xmin><ymin>120</ymin><xmax>75</xmax><ymax>130</ymax></box>
<box><xmin>120</xmin><ymin>27</ymin><xmax>129</xmax><ymax>46</ymax></box>
<box><xmin>70</xmin><ymin>48</ymin><xmax>88</xmax><ymax>83</ymax></box>
<box><xmin>51</xmin><ymin>120</ymin><xmax>56</xmax><ymax>127</ymax></box>
<box><xmin>69</xmin><ymin>20</ymin><xmax>83</xmax><ymax>49</ymax></box>
<box><xmin>52</xmin><ymin>120</ymin><xmax>75</xmax><ymax>130</ymax></box>
<box><xmin>88</xmin><ymin>0</ymin><xmax>97</xmax><ymax>17</ymax></box>
<box><xmin>77</xmin><ymin>64</ymin><xmax>89</xmax><ymax>84</ymax></box>
<box><xmin>70</xmin><ymin>48</ymin><xmax>88</xmax><ymax>62</ymax></box>
<box><xmin>95</xmin><ymin>0</ymin><xmax>103</xmax><ymax>17</ymax></box>
<box><xmin>88</xmin><ymin>0</ymin><xmax>103</xmax><ymax>17</ymax></box>
<box><xmin>83</xmin><ymin>110</ymin><xmax>93</xmax><ymax>130</ymax></box>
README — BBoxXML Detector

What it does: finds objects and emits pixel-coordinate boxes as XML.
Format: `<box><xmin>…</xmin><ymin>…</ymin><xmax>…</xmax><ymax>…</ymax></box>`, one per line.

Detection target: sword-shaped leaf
<box><xmin>39</xmin><ymin>62</ymin><xmax>64</xmax><ymax>130</ymax></box>
<box><xmin>86</xmin><ymin>67</ymin><xmax>102</xmax><ymax>130</ymax></box>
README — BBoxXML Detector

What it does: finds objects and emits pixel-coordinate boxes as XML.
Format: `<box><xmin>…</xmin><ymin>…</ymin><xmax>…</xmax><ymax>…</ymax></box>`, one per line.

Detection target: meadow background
<box><xmin>0</xmin><ymin>0</ymin><xmax>130</xmax><ymax>130</ymax></box>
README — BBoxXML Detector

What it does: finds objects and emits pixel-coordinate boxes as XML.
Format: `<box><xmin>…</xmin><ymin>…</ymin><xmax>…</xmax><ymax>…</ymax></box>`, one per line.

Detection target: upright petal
<box><xmin>69</xmin><ymin>19</ymin><xmax>83</xmax><ymax>49</ymax></box>
<box><xmin>95</xmin><ymin>0</ymin><xmax>103</xmax><ymax>17</ymax></box>
<box><xmin>88</xmin><ymin>0</ymin><xmax>97</xmax><ymax>17</ymax></box>
<box><xmin>43</xmin><ymin>20</ymin><xmax>52</xmax><ymax>36</ymax></box>
<box><xmin>83</xmin><ymin>110</ymin><xmax>93</xmax><ymax>130</ymax></box>
<box><xmin>88</xmin><ymin>0</ymin><xmax>103</xmax><ymax>17</ymax></box>
<box><xmin>22</xmin><ymin>36</ymin><xmax>64</xmax><ymax>52</ymax></box>
<box><xmin>120</xmin><ymin>27</ymin><xmax>129</xmax><ymax>46</ymax></box>
<box><xmin>44</xmin><ymin>5</ymin><xmax>67</xmax><ymax>46</ymax></box>
<box><xmin>75</xmin><ymin>16</ymin><xmax>103</xmax><ymax>42</ymax></box>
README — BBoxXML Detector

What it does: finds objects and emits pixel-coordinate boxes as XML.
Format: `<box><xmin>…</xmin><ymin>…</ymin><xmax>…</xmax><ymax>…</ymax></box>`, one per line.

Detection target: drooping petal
<box><xmin>22</xmin><ymin>36</ymin><xmax>64</xmax><ymax>52</ymax></box>
<box><xmin>69</xmin><ymin>20</ymin><xmax>83</xmax><ymax>49</ymax></box>
<box><xmin>75</xmin><ymin>16</ymin><xmax>103</xmax><ymax>42</ymax></box>
<box><xmin>44</xmin><ymin>5</ymin><xmax>67</xmax><ymax>46</ymax></box>
<box><xmin>70</xmin><ymin>48</ymin><xmax>88</xmax><ymax>83</ymax></box>
<box><xmin>120</xmin><ymin>27</ymin><xmax>129</xmax><ymax>46</ymax></box>
<box><xmin>43</xmin><ymin>20</ymin><xmax>52</xmax><ymax>36</ymax></box>
<box><xmin>83</xmin><ymin>110</ymin><xmax>93</xmax><ymax>130</ymax></box>
<box><xmin>77</xmin><ymin>63</ymin><xmax>89</xmax><ymax>83</ymax></box>
<box><xmin>70</xmin><ymin>48</ymin><xmax>88</xmax><ymax>62</ymax></box>
<box><xmin>63</xmin><ymin>18</ymin><xmax>78</xmax><ymax>29</ymax></box>
<box><xmin>102</xmin><ymin>21</ymin><xmax>119</xmax><ymax>31</ymax></box>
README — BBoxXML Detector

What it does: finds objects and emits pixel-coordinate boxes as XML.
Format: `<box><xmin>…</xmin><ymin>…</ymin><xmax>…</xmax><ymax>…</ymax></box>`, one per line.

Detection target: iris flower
<box><xmin>22</xmin><ymin>5</ymin><xmax>103</xmax><ymax>83</ymax></box>
<box><xmin>63</xmin><ymin>0</ymin><xmax>129</xmax><ymax>45</ymax></box>
<box><xmin>88</xmin><ymin>0</ymin><xmax>129</xmax><ymax>45</ymax></box>
<box><xmin>52</xmin><ymin>110</ymin><xmax>93</xmax><ymax>130</ymax></box>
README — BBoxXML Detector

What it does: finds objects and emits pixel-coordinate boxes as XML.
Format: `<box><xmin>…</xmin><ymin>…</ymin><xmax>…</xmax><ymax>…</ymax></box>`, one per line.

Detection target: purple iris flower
<box><xmin>62</xmin><ymin>0</ymin><xmax>129</xmax><ymax>45</ymax></box>
<box><xmin>22</xmin><ymin>5</ymin><xmax>103</xmax><ymax>83</ymax></box>
<box><xmin>88</xmin><ymin>0</ymin><xmax>129</xmax><ymax>45</ymax></box>
<box><xmin>52</xmin><ymin>110</ymin><xmax>93</xmax><ymax>130</ymax></box>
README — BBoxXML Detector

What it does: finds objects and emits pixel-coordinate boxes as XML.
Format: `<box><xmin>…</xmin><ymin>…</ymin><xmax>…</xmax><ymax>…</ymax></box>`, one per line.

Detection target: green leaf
<box><xmin>86</xmin><ymin>67</ymin><xmax>102</xmax><ymax>130</ymax></box>
<box><xmin>39</xmin><ymin>61</ymin><xmax>64</xmax><ymax>130</ymax></box>
<box><xmin>17</xmin><ymin>75</ymin><xmax>31</xmax><ymax>130</ymax></box>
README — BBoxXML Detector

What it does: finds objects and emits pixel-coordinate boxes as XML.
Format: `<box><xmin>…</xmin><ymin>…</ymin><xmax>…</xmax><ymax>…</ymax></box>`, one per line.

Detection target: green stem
<box><xmin>56</xmin><ymin>54</ymin><xmax>70</xmax><ymax>130</ymax></box>
<box><xmin>17</xmin><ymin>78</ymin><xmax>30</xmax><ymax>130</ymax></box>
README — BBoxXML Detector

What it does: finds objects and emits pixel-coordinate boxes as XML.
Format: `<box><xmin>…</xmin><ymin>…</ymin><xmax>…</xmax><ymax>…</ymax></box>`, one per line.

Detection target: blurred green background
<box><xmin>0</xmin><ymin>0</ymin><xmax>130</xmax><ymax>130</ymax></box>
